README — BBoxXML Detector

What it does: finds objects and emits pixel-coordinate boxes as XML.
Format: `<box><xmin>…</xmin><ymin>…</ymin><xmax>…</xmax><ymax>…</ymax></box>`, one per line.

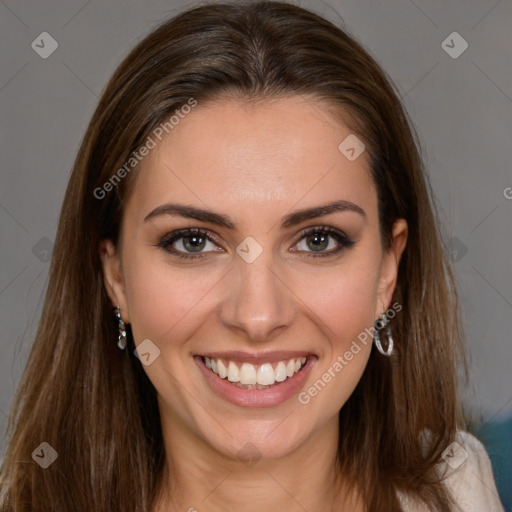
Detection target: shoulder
<box><xmin>398</xmin><ymin>430</ymin><xmax>505</xmax><ymax>512</ymax></box>
<box><xmin>438</xmin><ymin>430</ymin><xmax>504</xmax><ymax>512</ymax></box>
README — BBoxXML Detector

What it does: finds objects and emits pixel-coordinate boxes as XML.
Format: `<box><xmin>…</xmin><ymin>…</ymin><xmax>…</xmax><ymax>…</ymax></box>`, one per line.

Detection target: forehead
<box><xmin>124</xmin><ymin>95</ymin><xmax>376</xmax><ymax>224</ymax></box>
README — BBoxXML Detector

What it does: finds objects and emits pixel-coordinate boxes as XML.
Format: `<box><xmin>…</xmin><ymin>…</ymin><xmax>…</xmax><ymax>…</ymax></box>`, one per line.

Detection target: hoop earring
<box><xmin>113</xmin><ymin>306</ymin><xmax>127</xmax><ymax>350</ymax></box>
<box><xmin>373</xmin><ymin>313</ymin><xmax>394</xmax><ymax>356</ymax></box>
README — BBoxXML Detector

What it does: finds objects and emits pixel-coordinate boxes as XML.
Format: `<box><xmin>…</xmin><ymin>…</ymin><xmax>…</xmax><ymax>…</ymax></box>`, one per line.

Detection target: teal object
<box><xmin>475</xmin><ymin>415</ymin><xmax>512</xmax><ymax>511</ymax></box>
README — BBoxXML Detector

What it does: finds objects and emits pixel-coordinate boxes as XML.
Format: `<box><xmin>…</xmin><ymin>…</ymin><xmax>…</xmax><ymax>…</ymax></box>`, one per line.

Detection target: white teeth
<box><xmin>286</xmin><ymin>360</ymin><xmax>295</xmax><ymax>377</ymax></box>
<box><xmin>204</xmin><ymin>356</ymin><xmax>308</xmax><ymax>387</ymax></box>
<box><xmin>257</xmin><ymin>363</ymin><xmax>275</xmax><ymax>385</ymax></box>
<box><xmin>217</xmin><ymin>360</ymin><xmax>227</xmax><ymax>379</ymax></box>
<box><xmin>227</xmin><ymin>361</ymin><xmax>240</xmax><ymax>382</ymax></box>
<box><xmin>274</xmin><ymin>361</ymin><xmax>287</xmax><ymax>382</ymax></box>
<box><xmin>240</xmin><ymin>363</ymin><xmax>257</xmax><ymax>385</ymax></box>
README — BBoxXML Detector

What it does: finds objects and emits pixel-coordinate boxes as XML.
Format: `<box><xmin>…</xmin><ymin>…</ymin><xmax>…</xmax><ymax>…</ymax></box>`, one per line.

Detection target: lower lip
<box><xmin>194</xmin><ymin>355</ymin><xmax>316</xmax><ymax>408</ymax></box>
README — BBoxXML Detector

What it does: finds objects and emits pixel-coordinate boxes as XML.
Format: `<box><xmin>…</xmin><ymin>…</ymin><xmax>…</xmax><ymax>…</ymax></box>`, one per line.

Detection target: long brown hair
<box><xmin>0</xmin><ymin>1</ymin><xmax>466</xmax><ymax>510</ymax></box>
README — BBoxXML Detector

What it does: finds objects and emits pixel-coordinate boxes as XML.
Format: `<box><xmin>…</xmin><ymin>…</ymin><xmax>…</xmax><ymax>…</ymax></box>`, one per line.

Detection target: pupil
<box><xmin>184</xmin><ymin>235</ymin><xmax>205</xmax><ymax>252</ymax></box>
<box><xmin>307</xmin><ymin>233</ymin><xmax>328</xmax><ymax>251</ymax></box>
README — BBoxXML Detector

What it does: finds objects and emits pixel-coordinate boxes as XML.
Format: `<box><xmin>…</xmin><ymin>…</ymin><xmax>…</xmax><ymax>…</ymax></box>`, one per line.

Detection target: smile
<box><xmin>195</xmin><ymin>352</ymin><xmax>317</xmax><ymax>407</ymax></box>
<box><xmin>204</xmin><ymin>356</ymin><xmax>307</xmax><ymax>388</ymax></box>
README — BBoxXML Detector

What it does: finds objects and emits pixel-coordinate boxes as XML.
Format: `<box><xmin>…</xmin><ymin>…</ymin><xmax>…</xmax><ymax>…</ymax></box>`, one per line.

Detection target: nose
<box><xmin>219</xmin><ymin>251</ymin><xmax>296</xmax><ymax>343</ymax></box>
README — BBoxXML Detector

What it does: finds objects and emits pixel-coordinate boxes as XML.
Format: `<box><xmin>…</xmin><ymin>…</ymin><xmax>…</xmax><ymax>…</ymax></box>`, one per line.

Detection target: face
<box><xmin>100</xmin><ymin>96</ymin><xmax>407</xmax><ymax>462</ymax></box>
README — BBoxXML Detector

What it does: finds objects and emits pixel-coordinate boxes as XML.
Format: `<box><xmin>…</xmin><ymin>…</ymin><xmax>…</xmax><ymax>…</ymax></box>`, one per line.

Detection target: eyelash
<box><xmin>155</xmin><ymin>226</ymin><xmax>355</xmax><ymax>261</ymax></box>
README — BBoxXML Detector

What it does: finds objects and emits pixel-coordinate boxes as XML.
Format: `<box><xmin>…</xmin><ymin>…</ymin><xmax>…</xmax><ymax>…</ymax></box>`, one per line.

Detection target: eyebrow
<box><xmin>143</xmin><ymin>199</ymin><xmax>366</xmax><ymax>229</ymax></box>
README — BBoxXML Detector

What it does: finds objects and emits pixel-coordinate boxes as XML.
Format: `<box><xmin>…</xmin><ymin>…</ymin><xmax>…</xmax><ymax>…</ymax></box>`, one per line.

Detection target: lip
<box><xmin>194</xmin><ymin>353</ymin><xmax>317</xmax><ymax>408</ymax></box>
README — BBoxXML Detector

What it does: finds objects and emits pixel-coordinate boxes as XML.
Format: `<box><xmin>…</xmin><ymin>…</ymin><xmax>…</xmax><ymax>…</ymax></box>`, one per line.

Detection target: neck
<box><xmin>152</xmin><ymin>411</ymin><xmax>359</xmax><ymax>512</ymax></box>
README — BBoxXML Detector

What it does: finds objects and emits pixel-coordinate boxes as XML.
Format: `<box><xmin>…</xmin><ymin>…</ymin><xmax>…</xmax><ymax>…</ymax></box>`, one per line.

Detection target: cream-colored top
<box><xmin>398</xmin><ymin>430</ymin><xmax>505</xmax><ymax>511</ymax></box>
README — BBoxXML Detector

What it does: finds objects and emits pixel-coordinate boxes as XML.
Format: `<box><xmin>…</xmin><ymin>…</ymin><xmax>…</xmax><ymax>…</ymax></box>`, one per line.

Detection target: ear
<box><xmin>99</xmin><ymin>239</ymin><xmax>130</xmax><ymax>324</ymax></box>
<box><xmin>376</xmin><ymin>218</ymin><xmax>408</xmax><ymax>315</ymax></box>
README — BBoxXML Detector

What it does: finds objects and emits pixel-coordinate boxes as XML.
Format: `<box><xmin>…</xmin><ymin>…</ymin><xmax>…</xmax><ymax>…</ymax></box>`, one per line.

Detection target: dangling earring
<box><xmin>113</xmin><ymin>306</ymin><xmax>127</xmax><ymax>350</ymax></box>
<box><xmin>373</xmin><ymin>313</ymin><xmax>394</xmax><ymax>356</ymax></box>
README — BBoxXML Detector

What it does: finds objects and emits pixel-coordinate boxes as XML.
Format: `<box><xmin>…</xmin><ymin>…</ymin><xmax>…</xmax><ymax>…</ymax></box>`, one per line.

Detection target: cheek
<box><xmin>121</xmin><ymin>255</ymin><xmax>225</xmax><ymax>418</ymax></box>
<box><xmin>313</xmin><ymin>274</ymin><xmax>376</xmax><ymax>336</ymax></box>
<box><xmin>293</xmin><ymin>277</ymin><xmax>375</xmax><ymax>420</ymax></box>
<box><xmin>121</xmin><ymin>248</ymin><xmax>223</xmax><ymax>346</ymax></box>
<box><xmin>292</xmin><ymin>258</ymin><xmax>380</xmax><ymax>347</ymax></box>
<box><xmin>290</xmin><ymin>253</ymin><xmax>379</xmax><ymax>412</ymax></box>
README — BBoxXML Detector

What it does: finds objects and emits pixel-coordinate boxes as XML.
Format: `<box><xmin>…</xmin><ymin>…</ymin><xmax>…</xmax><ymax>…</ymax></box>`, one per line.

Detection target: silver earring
<box><xmin>113</xmin><ymin>306</ymin><xmax>127</xmax><ymax>350</ymax></box>
<box><xmin>373</xmin><ymin>313</ymin><xmax>394</xmax><ymax>356</ymax></box>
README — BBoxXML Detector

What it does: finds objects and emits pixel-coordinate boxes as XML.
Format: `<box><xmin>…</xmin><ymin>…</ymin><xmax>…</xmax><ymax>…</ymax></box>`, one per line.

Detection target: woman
<box><xmin>0</xmin><ymin>1</ymin><xmax>504</xmax><ymax>511</ymax></box>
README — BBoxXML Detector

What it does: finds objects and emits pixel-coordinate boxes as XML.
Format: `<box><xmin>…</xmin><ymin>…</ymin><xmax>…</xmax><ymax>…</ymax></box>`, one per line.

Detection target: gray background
<box><xmin>0</xmin><ymin>0</ymin><xmax>511</xmax><ymax>457</ymax></box>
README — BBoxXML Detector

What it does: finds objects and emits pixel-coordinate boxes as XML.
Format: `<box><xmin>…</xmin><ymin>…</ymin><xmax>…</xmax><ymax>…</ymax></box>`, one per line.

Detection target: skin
<box><xmin>100</xmin><ymin>96</ymin><xmax>407</xmax><ymax>511</ymax></box>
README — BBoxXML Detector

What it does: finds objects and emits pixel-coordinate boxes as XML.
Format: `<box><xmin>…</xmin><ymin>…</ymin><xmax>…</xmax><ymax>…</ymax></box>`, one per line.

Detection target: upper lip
<box><xmin>198</xmin><ymin>350</ymin><xmax>316</xmax><ymax>365</ymax></box>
